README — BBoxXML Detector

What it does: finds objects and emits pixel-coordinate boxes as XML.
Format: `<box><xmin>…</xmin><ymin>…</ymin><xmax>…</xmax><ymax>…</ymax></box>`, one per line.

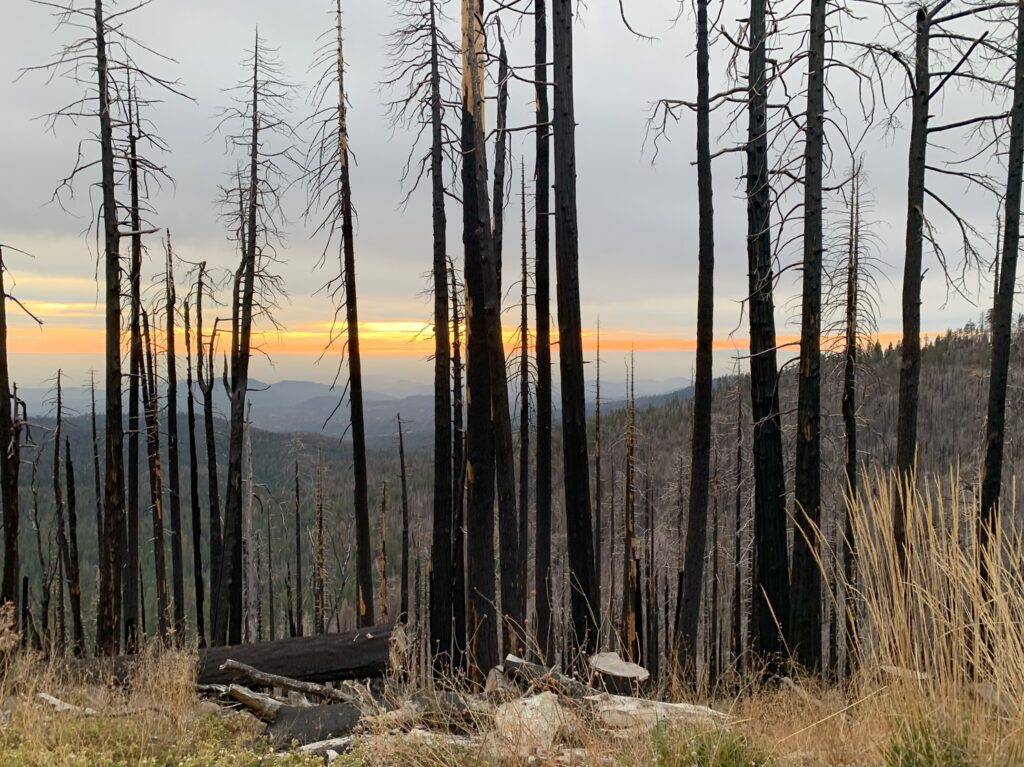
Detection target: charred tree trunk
<box><xmin>492</xmin><ymin>30</ymin><xmax>509</xmax><ymax>292</ymax></box>
<box><xmin>449</xmin><ymin>263</ymin><xmax>467</xmax><ymax>671</ymax></box>
<box><xmin>621</xmin><ymin>365</ymin><xmax>639</xmax><ymax>662</ymax></box>
<box><xmin>594</xmin><ymin>322</ymin><xmax>601</xmax><ymax>608</ymax></box>
<box><xmin>164</xmin><ymin>236</ymin><xmax>186</xmax><ymax>640</ymax></box>
<box><xmin>427</xmin><ymin>0</ymin><xmax>454</xmax><ymax>673</ymax></box>
<box><xmin>95</xmin><ymin>0</ymin><xmax>126</xmax><ymax>657</ymax></box>
<box><xmin>552</xmin><ymin>0</ymin><xmax>599</xmax><ymax>658</ymax></box>
<box><xmin>461</xmin><ymin>0</ymin><xmax>498</xmax><ymax>675</ymax></box>
<box><xmin>53</xmin><ymin>374</ymin><xmax>70</xmax><ymax>655</ymax></box>
<box><xmin>142</xmin><ymin>311</ymin><xmax>170</xmax><ymax>640</ymax></box>
<box><xmin>293</xmin><ymin>459</ymin><xmax>303</xmax><ymax>638</ymax></box>
<box><xmin>980</xmin><ymin>0</ymin><xmax>1024</xmax><ymax>579</ymax></box>
<box><xmin>842</xmin><ymin>167</ymin><xmax>861</xmax><ymax>673</ymax></box>
<box><xmin>315</xmin><ymin>455</ymin><xmax>326</xmax><ymax>636</ymax></box>
<box><xmin>746</xmin><ymin>0</ymin><xmax>789</xmax><ymax>672</ymax></box>
<box><xmin>676</xmin><ymin>0</ymin><xmax>715</xmax><ymax>677</ymax></box>
<box><xmin>398</xmin><ymin>416</ymin><xmax>410</xmax><ymax>624</ymax></box>
<box><xmin>379</xmin><ymin>482</ymin><xmax>389</xmax><ymax>623</ymax></box>
<box><xmin>334</xmin><ymin>1</ymin><xmax>375</xmax><ymax>630</ymax></box>
<box><xmin>518</xmin><ymin>165</ymin><xmax>531</xmax><ymax>627</ymax></box>
<box><xmin>184</xmin><ymin>298</ymin><xmax>206</xmax><ymax>646</ymax></box>
<box><xmin>533</xmin><ymin>0</ymin><xmax>553</xmax><ymax>664</ymax></box>
<box><xmin>894</xmin><ymin>9</ymin><xmax>931</xmax><ymax>568</ymax></box>
<box><xmin>196</xmin><ymin>264</ymin><xmax>222</xmax><ymax>639</ymax></box>
<box><xmin>789</xmin><ymin>0</ymin><xmax>827</xmax><ymax>674</ymax></box>
<box><xmin>266</xmin><ymin>501</ymin><xmax>275</xmax><ymax>641</ymax></box>
<box><xmin>0</xmin><ymin>251</ymin><xmax>18</xmax><ymax>609</ymax></box>
<box><xmin>64</xmin><ymin>437</ymin><xmax>84</xmax><ymax>656</ymax></box>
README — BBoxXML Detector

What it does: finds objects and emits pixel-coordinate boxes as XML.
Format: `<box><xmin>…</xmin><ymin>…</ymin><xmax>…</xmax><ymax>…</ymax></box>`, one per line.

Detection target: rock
<box><xmin>265</xmin><ymin>702</ymin><xmax>362</xmax><ymax>747</ymax></box>
<box><xmin>589</xmin><ymin>652</ymin><xmax>650</xmax><ymax>694</ymax></box>
<box><xmin>485</xmin><ymin>667</ymin><xmax>519</xmax><ymax>698</ymax></box>
<box><xmin>493</xmin><ymin>691</ymin><xmax>575</xmax><ymax>754</ymax></box>
<box><xmin>585</xmin><ymin>693</ymin><xmax>727</xmax><ymax>730</ymax></box>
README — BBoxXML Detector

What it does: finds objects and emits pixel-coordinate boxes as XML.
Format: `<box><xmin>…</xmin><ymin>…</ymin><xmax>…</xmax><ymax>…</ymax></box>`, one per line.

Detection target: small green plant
<box><xmin>651</xmin><ymin>723</ymin><xmax>775</xmax><ymax>767</ymax></box>
<box><xmin>883</xmin><ymin>719</ymin><xmax>974</xmax><ymax>767</ymax></box>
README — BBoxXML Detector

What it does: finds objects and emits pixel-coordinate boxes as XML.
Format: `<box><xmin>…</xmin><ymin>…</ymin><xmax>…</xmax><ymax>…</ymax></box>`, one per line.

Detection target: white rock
<box><xmin>585</xmin><ymin>693</ymin><xmax>727</xmax><ymax>730</ymax></box>
<box><xmin>589</xmin><ymin>652</ymin><xmax>650</xmax><ymax>683</ymax></box>
<box><xmin>493</xmin><ymin>691</ymin><xmax>572</xmax><ymax>752</ymax></box>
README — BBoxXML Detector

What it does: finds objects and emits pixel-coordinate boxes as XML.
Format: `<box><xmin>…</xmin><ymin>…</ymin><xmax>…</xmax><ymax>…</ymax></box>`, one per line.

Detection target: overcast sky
<box><xmin>0</xmin><ymin>0</ymin><xmax>1003</xmax><ymax>394</ymax></box>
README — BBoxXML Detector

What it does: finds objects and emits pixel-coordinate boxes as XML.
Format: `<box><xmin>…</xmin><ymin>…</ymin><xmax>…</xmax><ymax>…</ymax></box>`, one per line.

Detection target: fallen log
<box><xmin>265</xmin><ymin>702</ymin><xmax>362</xmax><ymax>747</ymax></box>
<box><xmin>220</xmin><ymin>659</ymin><xmax>359</xmax><ymax>705</ymax></box>
<box><xmin>227</xmin><ymin>684</ymin><xmax>281</xmax><ymax>722</ymax></box>
<box><xmin>67</xmin><ymin>624</ymin><xmax>394</xmax><ymax>687</ymax></box>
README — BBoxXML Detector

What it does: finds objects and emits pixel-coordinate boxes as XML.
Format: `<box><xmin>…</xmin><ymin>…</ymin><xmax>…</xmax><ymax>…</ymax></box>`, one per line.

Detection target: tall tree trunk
<box><xmin>621</xmin><ymin>364</ymin><xmax>639</xmax><ymax>662</ymax></box>
<box><xmin>450</xmin><ymin>263</ymin><xmax>467</xmax><ymax>670</ymax></box>
<box><xmin>315</xmin><ymin>454</ymin><xmax>325</xmax><ymax>636</ymax></box>
<box><xmin>379</xmin><ymin>482</ymin><xmax>389</xmax><ymax>623</ymax></box>
<box><xmin>842</xmin><ymin>166</ymin><xmax>861</xmax><ymax>675</ymax></box>
<box><xmin>427</xmin><ymin>0</ymin><xmax>454</xmax><ymax>672</ymax></box>
<box><xmin>518</xmin><ymin>164</ymin><xmax>531</xmax><ymax>631</ymax></box>
<box><xmin>243</xmin><ymin>409</ymin><xmax>258</xmax><ymax>643</ymax></box>
<box><xmin>266</xmin><ymin>501</ymin><xmax>275</xmax><ymax>641</ymax></box>
<box><xmin>53</xmin><ymin>373</ymin><xmax>70</xmax><ymax>656</ymax></box>
<box><xmin>746</xmin><ymin>0</ymin><xmax>789</xmax><ymax>672</ymax></box>
<box><xmin>533</xmin><ymin>0</ymin><xmax>553</xmax><ymax>664</ymax></box>
<box><xmin>492</xmin><ymin>31</ymin><xmax>509</xmax><ymax>293</ymax></box>
<box><xmin>215</xmin><ymin>41</ymin><xmax>261</xmax><ymax>646</ymax></box>
<box><xmin>64</xmin><ymin>437</ymin><xmax>84</xmax><ymax>656</ymax></box>
<box><xmin>594</xmin><ymin>321</ymin><xmax>601</xmax><ymax>610</ymax></box>
<box><xmin>398</xmin><ymin>415</ymin><xmax>410</xmax><ymax>623</ymax></box>
<box><xmin>894</xmin><ymin>9</ymin><xmax>931</xmax><ymax>569</ymax></box>
<box><xmin>31</xmin><ymin>459</ymin><xmax>51</xmax><ymax>647</ymax></box>
<box><xmin>184</xmin><ymin>298</ymin><xmax>206</xmax><ymax>646</ymax></box>
<box><xmin>789</xmin><ymin>0</ymin><xmax>827</xmax><ymax>674</ymax></box>
<box><xmin>196</xmin><ymin>264</ymin><xmax>222</xmax><ymax>639</ymax></box>
<box><xmin>676</xmin><ymin>0</ymin><xmax>715</xmax><ymax>677</ymax></box>
<box><xmin>293</xmin><ymin>459</ymin><xmax>303</xmax><ymax>637</ymax></box>
<box><xmin>95</xmin><ymin>0</ymin><xmax>126</xmax><ymax>657</ymax></box>
<box><xmin>732</xmin><ymin>380</ymin><xmax>744</xmax><ymax>675</ymax></box>
<box><xmin>552</xmin><ymin>0</ymin><xmax>599</xmax><ymax>658</ymax></box>
<box><xmin>979</xmin><ymin>0</ymin><xmax>1024</xmax><ymax>581</ymax></box>
<box><xmin>0</xmin><ymin>250</ymin><xmax>18</xmax><ymax>609</ymax></box>
<box><xmin>164</xmin><ymin>235</ymin><xmax>186</xmax><ymax>640</ymax></box>
<box><xmin>461</xmin><ymin>0</ymin><xmax>498</xmax><ymax>675</ymax></box>
<box><xmin>124</xmin><ymin>102</ymin><xmax>143</xmax><ymax>654</ymax></box>
<box><xmin>142</xmin><ymin>311</ymin><xmax>170</xmax><ymax>640</ymax></box>
<box><xmin>334</xmin><ymin>1</ymin><xmax>375</xmax><ymax>629</ymax></box>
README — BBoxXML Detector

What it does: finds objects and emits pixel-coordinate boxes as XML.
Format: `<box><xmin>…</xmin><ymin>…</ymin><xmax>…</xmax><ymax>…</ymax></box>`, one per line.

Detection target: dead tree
<box><xmin>164</xmin><ymin>235</ymin><xmax>186</xmax><ymax>639</ymax></box>
<box><xmin>64</xmin><ymin>437</ymin><xmax>84</xmax><ymax>656</ymax></box>
<box><xmin>195</xmin><ymin>263</ymin><xmax>222</xmax><ymax>636</ymax></box>
<box><xmin>552</xmin><ymin>0</ymin><xmax>599</xmax><ymax>658</ymax></box>
<box><xmin>533</xmin><ymin>0</ymin><xmax>553</xmax><ymax>664</ymax></box>
<box><xmin>379</xmin><ymin>481</ymin><xmax>389</xmax><ymax>623</ymax></box>
<box><xmin>980</xmin><ymin>0</ymin><xmax>1024</xmax><ymax>576</ymax></box>
<box><xmin>183</xmin><ymin>297</ymin><xmax>206</xmax><ymax>646</ymax></box>
<box><xmin>397</xmin><ymin>416</ymin><xmax>410</xmax><ymax>623</ymax></box>
<box><xmin>243</xmin><ymin>407</ymin><xmax>258</xmax><ymax>643</ymax></box>
<box><xmin>518</xmin><ymin>164</ymin><xmax>531</xmax><ymax>620</ymax></box>
<box><xmin>594</xmin><ymin>323</ymin><xmax>601</xmax><ymax>607</ymax></box>
<box><xmin>293</xmin><ymin>458</ymin><xmax>303</xmax><ymax>637</ymax></box>
<box><xmin>315</xmin><ymin>454</ymin><xmax>326</xmax><ymax>636</ymax></box>
<box><xmin>621</xmin><ymin>360</ymin><xmax>639</xmax><ymax>662</ymax></box>
<box><xmin>745</xmin><ymin>0</ymin><xmax>790</xmax><ymax>672</ymax></box>
<box><xmin>213</xmin><ymin>35</ymin><xmax>298</xmax><ymax>645</ymax></box>
<box><xmin>492</xmin><ymin>25</ymin><xmax>510</xmax><ymax>291</ymax></box>
<box><xmin>789</xmin><ymin>0</ymin><xmax>828</xmax><ymax>674</ymax></box>
<box><xmin>382</xmin><ymin>0</ymin><xmax>459</xmax><ymax>668</ymax></box>
<box><xmin>450</xmin><ymin>262</ymin><xmax>467</xmax><ymax>670</ymax></box>
<box><xmin>141</xmin><ymin>309</ymin><xmax>170</xmax><ymax>640</ymax></box>
<box><xmin>307</xmin><ymin>0</ymin><xmax>374</xmax><ymax>629</ymax></box>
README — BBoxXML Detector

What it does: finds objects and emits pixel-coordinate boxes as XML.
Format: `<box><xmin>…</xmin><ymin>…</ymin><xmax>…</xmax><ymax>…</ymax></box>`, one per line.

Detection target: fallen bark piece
<box><xmin>503</xmin><ymin>654</ymin><xmax>597</xmax><ymax>698</ymax></box>
<box><xmin>493</xmin><ymin>691</ymin><xmax>576</xmax><ymax>753</ymax></box>
<box><xmin>265</xmin><ymin>702</ymin><xmax>362</xmax><ymax>747</ymax></box>
<box><xmin>589</xmin><ymin>652</ymin><xmax>650</xmax><ymax>695</ymax></box>
<box><xmin>297</xmin><ymin>735</ymin><xmax>355</xmax><ymax>755</ymax></box>
<box><xmin>227</xmin><ymin>684</ymin><xmax>282</xmax><ymax>722</ymax></box>
<box><xmin>585</xmin><ymin>693</ymin><xmax>727</xmax><ymax>729</ymax></box>
<box><xmin>37</xmin><ymin>693</ymin><xmax>97</xmax><ymax>715</ymax></box>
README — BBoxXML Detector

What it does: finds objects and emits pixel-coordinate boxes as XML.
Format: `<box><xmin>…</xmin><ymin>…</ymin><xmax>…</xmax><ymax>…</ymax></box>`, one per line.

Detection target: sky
<box><xmin>0</xmin><ymin>0</ymin><xmax>1002</xmax><ymax>396</ymax></box>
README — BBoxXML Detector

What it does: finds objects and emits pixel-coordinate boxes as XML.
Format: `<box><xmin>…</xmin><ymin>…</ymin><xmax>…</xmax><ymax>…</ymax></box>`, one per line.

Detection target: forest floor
<box><xmin>0</xmin><ymin>645</ymin><xmax>1017</xmax><ymax>767</ymax></box>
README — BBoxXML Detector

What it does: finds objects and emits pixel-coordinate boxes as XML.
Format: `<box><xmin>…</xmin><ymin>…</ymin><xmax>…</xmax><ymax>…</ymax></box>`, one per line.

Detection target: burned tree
<box><xmin>183</xmin><ymin>296</ymin><xmax>206</xmax><ymax>646</ymax></box>
<box><xmin>142</xmin><ymin>309</ymin><xmax>170</xmax><ymax>640</ymax></box>
<box><xmin>552</xmin><ymin>0</ymin><xmax>599</xmax><ymax>657</ymax></box>
<box><xmin>307</xmin><ymin>0</ymin><xmax>374</xmax><ymax>629</ymax></box>
<box><xmin>164</xmin><ymin>235</ymin><xmax>186</xmax><ymax>639</ymax></box>
<box><xmin>212</xmin><ymin>35</ymin><xmax>299</xmax><ymax>645</ymax></box>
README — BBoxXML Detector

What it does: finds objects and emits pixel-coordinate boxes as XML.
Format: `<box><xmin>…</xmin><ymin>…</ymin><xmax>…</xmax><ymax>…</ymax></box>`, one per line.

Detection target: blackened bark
<box><xmin>461</xmin><ymin>0</ymin><xmax>498</xmax><ymax>675</ymax></box>
<box><xmin>164</xmin><ymin>237</ymin><xmax>185</xmax><ymax>640</ymax></box>
<box><xmin>184</xmin><ymin>299</ymin><xmax>206</xmax><ymax>646</ymax></box>
<box><xmin>124</xmin><ymin>104</ymin><xmax>142</xmax><ymax>653</ymax></box>
<box><xmin>398</xmin><ymin>415</ymin><xmax>410</xmax><ymax>623</ymax></box>
<box><xmin>64</xmin><ymin>438</ymin><xmax>84</xmax><ymax>656</ymax></box>
<box><xmin>518</xmin><ymin>165</ymin><xmax>530</xmax><ymax>622</ymax></box>
<box><xmin>142</xmin><ymin>311</ymin><xmax>170</xmax><ymax>640</ymax></box>
<box><xmin>53</xmin><ymin>374</ymin><xmax>73</xmax><ymax>654</ymax></box>
<box><xmin>552</xmin><ymin>0</ymin><xmax>599</xmax><ymax>657</ymax></box>
<box><xmin>95</xmin><ymin>0</ymin><xmax>126</xmax><ymax>657</ymax></box>
<box><xmin>492</xmin><ymin>32</ymin><xmax>509</xmax><ymax>293</ymax></box>
<box><xmin>621</xmin><ymin>367</ymin><xmax>639</xmax><ymax>662</ymax></box>
<box><xmin>533</xmin><ymin>0</ymin><xmax>553</xmax><ymax>663</ymax></box>
<box><xmin>790</xmin><ymin>0</ymin><xmax>827</xmax><ymax>674</ymax></box>
<box><xmin>746</xmin><ymin>0</ymin><xmax>789</xmax><ymax>672</ymax></box>
<box><xmin>89</xmin><ymin>376</ymin><xmax>103</xmax><ymax>606</ymax></box>
<box><xmin>0</xmin><ymin>251</ymin><xmax>18</xmax><ymax>609</ymax></box>
<box><xmin>335</xmin><ymin>3</ymin><xmax>375</xmax><ymax>629</ymax></box>
<box><xmin>594</xmin><ymin>323</ymin><xmax>601</xmax><ymax>607</ymax></box>
<box><xmin>427</xmin><ymin>0</ymin><xmax>454</xmax><ymax>671</ymax></box>
<box><xmin>894</xmin><ymin>9</ymin><xmax>931</xmax><ymax>569</ymax></box>
<box><xmin>676</xmin><ymin>0</ymin><xmax>715</xmax><ymax>676</ymax></box>
<box><xmin>842</xmin><ymin>168</ymin><xmax>860</xmax><ymax>669</ymax></box>
<box><xmin>195</xmin><ymin>264</ymin><xmax>222</xmax><ymax>639</ymax></box>
<box><xmin>293</xmin><ymin>459</ymin><xmax>303</xmax><ymax>637</ymax></box>
<box><xmin>980</xmin><ymin>0</ymin><xmax>1024</xmax><ymax>573</ymax></box>
<box><xmin>266</xmin><ymin>501</ymin><xmax>275</xmax><ymax>641</ymax></box>
<box><xmin>449</xmin><ymin>263</ymin><xmax>467</xmax><ymax>671</ymax></box>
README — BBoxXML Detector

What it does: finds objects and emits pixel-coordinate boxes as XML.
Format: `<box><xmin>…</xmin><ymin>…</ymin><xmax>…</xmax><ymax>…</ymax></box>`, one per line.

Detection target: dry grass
<box><xmin>3</xmin><ymin>471</ymin><xmax>1023</xmax><ymax>765</ymax></box>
